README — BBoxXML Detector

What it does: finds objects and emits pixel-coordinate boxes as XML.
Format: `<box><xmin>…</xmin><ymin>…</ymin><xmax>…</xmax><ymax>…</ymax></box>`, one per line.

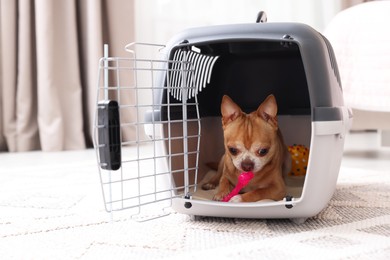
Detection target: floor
<box><xmin>342</xmin><ymin>130</ymin><xmax>390</xmax><ymax>171</ymax></box>
<box><xmin>0</xmin><ymin>130</ymin><xmax>389</xmax><ymax>216</ymax></box>
<box><xmin>0</xmin><ymin>131</ymin><xmax>389</xmax><ymax>259</ymax></box>
<box><xmin>0</xmin><ymin>130</ymin><xmax>388</xmax><ymax>217</ymax></box>
<box><xmin>1</xmin><ymin>130</ymin><xmax>389</xmax><ymax>176</ymax></box>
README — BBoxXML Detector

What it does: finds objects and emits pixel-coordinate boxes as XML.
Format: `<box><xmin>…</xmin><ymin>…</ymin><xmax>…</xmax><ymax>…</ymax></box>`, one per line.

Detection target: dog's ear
<box><xmin>257</xmin><ymin>94</ymin><xmax>278</xmax><ymax>126</ymax></box>
<box><xmin>221</xmin><ymin>95</ymin><xmax>242</xmax><ymax>125</ymax></box>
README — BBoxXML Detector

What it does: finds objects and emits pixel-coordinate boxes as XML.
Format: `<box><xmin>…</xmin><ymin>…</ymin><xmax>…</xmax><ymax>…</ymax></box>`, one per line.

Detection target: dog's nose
<box><xmin>241</xmin><ymin>160</ymin><xmax>254</xmax><ymax>172</ymax></box>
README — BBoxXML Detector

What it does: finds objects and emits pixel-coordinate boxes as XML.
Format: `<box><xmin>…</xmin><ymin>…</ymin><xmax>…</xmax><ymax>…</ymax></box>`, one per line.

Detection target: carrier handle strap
<box><xmin>256</xmin><ymin>11</ymin><xmax>267</xmax><ymax>23</ymax></box>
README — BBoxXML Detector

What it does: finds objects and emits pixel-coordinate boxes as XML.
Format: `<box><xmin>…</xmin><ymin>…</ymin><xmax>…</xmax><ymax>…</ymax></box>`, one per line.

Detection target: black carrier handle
<box><xmin>97</xmin><ymin>100</ymin><xmax>121</xmax><ymax>171</ymax></box>
<box><xmin>256</xmin><ymin>11</ymin><xmax>267</xmax><ymax>23</ymax></box>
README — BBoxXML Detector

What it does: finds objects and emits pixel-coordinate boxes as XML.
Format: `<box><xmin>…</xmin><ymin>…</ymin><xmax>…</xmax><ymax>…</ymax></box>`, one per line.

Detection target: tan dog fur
<box><xmin>202</xmin><ymin>95</ymin><xmax>289</xmax><ymax>202</ymax></box>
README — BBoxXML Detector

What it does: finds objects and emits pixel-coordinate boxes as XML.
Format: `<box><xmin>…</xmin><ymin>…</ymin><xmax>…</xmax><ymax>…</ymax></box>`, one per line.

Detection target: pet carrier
<box><xmin>94</xmin><ymin>14</ymin><xmax>352</xmax><ymax>223</ymax></box>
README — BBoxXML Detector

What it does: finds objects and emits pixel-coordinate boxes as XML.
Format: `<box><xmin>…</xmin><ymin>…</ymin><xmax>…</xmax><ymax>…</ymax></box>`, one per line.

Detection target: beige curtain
<box><xmin>0</xmin><ymin>0</ymin><xmax>135</xmax><ymax>152</ymax></box>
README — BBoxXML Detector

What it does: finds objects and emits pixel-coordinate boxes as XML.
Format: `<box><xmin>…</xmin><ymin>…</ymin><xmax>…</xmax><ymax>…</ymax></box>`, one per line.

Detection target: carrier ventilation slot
<box><xmin>321</xmin><ymin>35</ymin><xmax>342</xmax><ymax>88</ymax></box>
<box><xmin>169</xmin><ymin>49</ymin><xmax>219</xmax><ymax>101</ymax></box>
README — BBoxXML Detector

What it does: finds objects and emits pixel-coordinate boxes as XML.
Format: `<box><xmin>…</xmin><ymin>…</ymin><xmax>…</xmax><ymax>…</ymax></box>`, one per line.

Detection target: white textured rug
<box><xmin>0</xmin><ymin>150</ymin><xmax>389</xmax><ymax>259</ymax></box>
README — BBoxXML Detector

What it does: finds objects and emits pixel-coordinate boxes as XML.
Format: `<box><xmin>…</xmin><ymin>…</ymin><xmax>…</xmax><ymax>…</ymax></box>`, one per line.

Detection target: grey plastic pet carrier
<box><xmin>94</xmin><ymin>14</ymin><xmax>351</xmax><ymax>222</ymax></box>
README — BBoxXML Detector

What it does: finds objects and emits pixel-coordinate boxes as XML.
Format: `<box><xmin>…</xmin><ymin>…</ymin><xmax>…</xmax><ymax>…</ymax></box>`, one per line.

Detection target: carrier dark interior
<box><xmin>163</xmin><ymin>40</ymin><xmax>311</xmax><ymax>120</ymax></box>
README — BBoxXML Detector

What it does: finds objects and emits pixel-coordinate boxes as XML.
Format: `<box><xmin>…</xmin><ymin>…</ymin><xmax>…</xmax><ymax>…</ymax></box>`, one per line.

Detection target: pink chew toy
<box><xmin>222</xmin><ymin>171</ymin><xmax>254</xmax><ymax>202</ymax></box>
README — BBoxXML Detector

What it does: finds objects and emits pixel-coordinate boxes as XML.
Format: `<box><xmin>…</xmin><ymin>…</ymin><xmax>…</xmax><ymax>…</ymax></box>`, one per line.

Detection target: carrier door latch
<box><xmin>97</xmin><ymin>100</ymin><xmax>121</xmax><ymax>171</ymax></box>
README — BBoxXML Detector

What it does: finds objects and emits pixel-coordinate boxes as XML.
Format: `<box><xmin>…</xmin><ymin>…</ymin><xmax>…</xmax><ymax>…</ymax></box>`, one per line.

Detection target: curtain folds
<box><xmin>0</xmin><ymin>0</ymin><xmax>134</xmax><ymax>152</ymax></box>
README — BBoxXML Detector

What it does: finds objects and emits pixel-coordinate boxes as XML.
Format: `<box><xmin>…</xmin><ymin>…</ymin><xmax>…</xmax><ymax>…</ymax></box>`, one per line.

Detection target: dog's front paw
<box><xmin>212</xmin><ymin>191</ymin><xmax>230</xmax><ymax>201</ymax></box>
<box><xmin>229</xmin><ymin>195</ymin><xmax>243</xmax><ymax>203</ymax></box>
<box><xmin>201</xmin><ymin>182</ymin><xmax>217</xmax><ymax>190</ymax></box>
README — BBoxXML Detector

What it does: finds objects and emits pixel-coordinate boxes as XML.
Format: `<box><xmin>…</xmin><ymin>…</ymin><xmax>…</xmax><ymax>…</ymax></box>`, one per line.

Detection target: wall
<box><xmin>134</xmin><ymin>0</ymin><xmax>342</xmax><ymax>46</ymax></box>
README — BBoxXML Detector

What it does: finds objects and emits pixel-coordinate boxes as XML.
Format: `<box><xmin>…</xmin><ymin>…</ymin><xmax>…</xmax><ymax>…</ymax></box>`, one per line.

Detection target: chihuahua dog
<box><xmin>202</xmin><ymin>95</ymin><xmax>290</xmax><ymax>202</ymax></box>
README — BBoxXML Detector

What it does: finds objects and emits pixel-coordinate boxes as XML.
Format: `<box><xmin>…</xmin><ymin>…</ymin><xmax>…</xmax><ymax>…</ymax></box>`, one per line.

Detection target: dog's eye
<box><xmin>228</xmin><ymin>147</ymin><xmax>239</xmax><ymax>156</ymax></box>
<box><xmin>258</xmin><ymin>148</ymin><xmax>269</xmax><ymax>157</ymax></box>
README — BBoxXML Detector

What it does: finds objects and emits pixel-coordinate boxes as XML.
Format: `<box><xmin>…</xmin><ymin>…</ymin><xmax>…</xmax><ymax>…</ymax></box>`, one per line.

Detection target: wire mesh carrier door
<box><xmin>94</xmin><ymin>43</ymin><xmax>217</xmax><ymax>219</ymax></box>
